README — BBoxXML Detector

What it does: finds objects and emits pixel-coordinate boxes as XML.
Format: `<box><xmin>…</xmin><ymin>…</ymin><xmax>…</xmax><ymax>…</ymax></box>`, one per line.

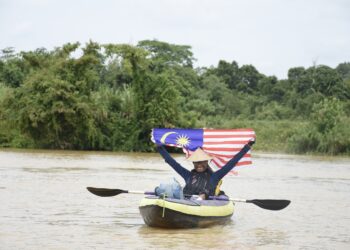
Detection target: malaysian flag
<box><xmin>151</xmin><ymin>128</ymin><xmax>256</xmax><ymax>172</ymax></box>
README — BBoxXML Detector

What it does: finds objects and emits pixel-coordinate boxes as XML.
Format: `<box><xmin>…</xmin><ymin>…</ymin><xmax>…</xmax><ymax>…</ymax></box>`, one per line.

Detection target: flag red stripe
<box><xmin>212</xmin><ymin>154</ymin><xmax>250</xmax><ymax>163</ymax></box>
<box><xmin>204</xmin><ymin>129</ymin><xmax>255</xmax><ymax>133</ymax></box>
<box><xmin>211</xmin><ymin>159</ymin><xmax>252</xmax><ymax>168</ymax></box>
<box><xmin>203</xmin><ymin>147</ymin><xmax>242</xmax><ymax>152</ymax></box>
<box><xmin>204</xmin><ymin>129</ymin><xmax>255</xmax><ymax>171</ymax></box>
<box><xmin>233</xmin><ymin>161</ymin><xmax>252</xmax><ymax>166</ymax></box>
<box><xmin>204</xmin><ymin>140</ymin><xmax>252</xmax><ymax>145</ymax></box>
<box><xmin>214</xmin><ymin>155</ymin><xmax>251</xmax><ymax>164</ymax></box>
<box><xmin>204</xmin><ymin>134</ymin><xmax>255</xmax><ymax>139</ymax></box>
<box><xmin>211</xmin><ymin>153</ymin><xmax>251</xmax><ymax>159</ymax></box>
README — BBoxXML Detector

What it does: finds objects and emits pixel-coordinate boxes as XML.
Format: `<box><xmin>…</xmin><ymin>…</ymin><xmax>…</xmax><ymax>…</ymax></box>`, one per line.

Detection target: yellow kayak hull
<box><xmin>139</xmin><ymin>196</ymin><xmax>234</xmax><ymax>228</ymax></box>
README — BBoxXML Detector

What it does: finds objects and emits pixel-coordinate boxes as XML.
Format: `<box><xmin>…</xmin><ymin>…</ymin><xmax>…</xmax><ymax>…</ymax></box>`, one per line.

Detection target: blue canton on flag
<box><xmin>152</xmin><ymin>128</ymin><xmax>203</xmax><ymax>151</ymax></box>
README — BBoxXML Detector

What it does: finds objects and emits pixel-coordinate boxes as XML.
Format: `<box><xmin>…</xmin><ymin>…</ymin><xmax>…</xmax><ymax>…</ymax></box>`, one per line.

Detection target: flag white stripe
<box><xmin>204</xmin><ymin>137</ymin><xmax>254</xmax><ymax>142</ymax></box>
<box><xmin>204</xmin><ymin>144</ymin><xmax>247</xmax><ymax>148</ymax></box>
<box><xmin>204</xmin><ymin>150</ymin><xmax>244</xmax><ymax>156</ymax></box>
<box><xmin>212</xmin><ymin>157</ymin><xmax>225</xmax><ymax>166</ymax></box>
<box><xmin>215</xmin><ymin>156</ymin><xmax>252</xmax><ymax>163</ymax></box>
<box><xmin>204</xmin><ymin>131</ymin><xmax>255</xmax><ymax>136</ymax></box>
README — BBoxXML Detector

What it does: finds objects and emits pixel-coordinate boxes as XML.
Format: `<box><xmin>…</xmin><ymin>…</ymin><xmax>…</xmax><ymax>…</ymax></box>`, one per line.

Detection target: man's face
<box><xmin>193</xmin><ymin>161</ymin><xmax>208</xmax><ymax>172</ymax></box>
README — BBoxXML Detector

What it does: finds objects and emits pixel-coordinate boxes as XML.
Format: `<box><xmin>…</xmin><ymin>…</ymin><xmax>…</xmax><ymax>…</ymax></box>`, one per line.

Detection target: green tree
<box><xmin>137</xmin><ymin>40</ymin><xmax>199</xmax><ymax>119</ymax></box>
<box><xmin>104</xmin><ymin>43</ymin><xmax>183</xmax><ymax>150</ymax></box>
<box><xmin>238</xmin><ymin>64</ymin><xmax>261</xmax><ymax>92</ymax></box>
<box><xmin>336</xmin><ymin>62</ymin><xmax>350</xmax><ymax>80</ymax></box>
<box><xmin>287</xmin><ymin>67</ymin><xmax>312</xmax><ymax>95</ymax></box>
<box><xmin>186</xmin><ymin>74</ymin><xmax>225</xmax><ymax>118</ymax></box>
<box><xmin>0</xmin><ymin>48</ymin><xmax>27</xmax><ymax>88</ymax></box>
<box><xmin>138</xmin><ymin>40</ymin><xmax>195</xmax><ymax>70</ymax></box>
<box><xmin>311</xmin><ymin>98</ymin><xmax>344</xmax><ymax>133</ymax></box>
<box><xmin>257</xmin><ymin>76</ymin><xmax>288</xmax><ymax>102</ymax></box>
<box><xmin>311</xmin><ymin>65</ymin><xmax>344</xmax><ymax>98</ymax></box>
<box><xmin>101</xmin><ymin>59</ymin><xmax>133</xmax><ymax>89</ymax></box>
<box><xmin>3</xmin><ymin>72</ymin><xmax>99</xmax><ymax>148</ymax></box>
<box><xmin>288</xmin><ymin>98</ymin><xmax>350</xmax><ymax>154</ymax></box>
<box><xmin>210</xmin><ymin>60</ymin><xmax>240</xmax><ymax>89</ymax></box>
<box><xmin>1</xmin><ymin>43</ymin><xmax>108</xmax><ymax>149</ymax></box>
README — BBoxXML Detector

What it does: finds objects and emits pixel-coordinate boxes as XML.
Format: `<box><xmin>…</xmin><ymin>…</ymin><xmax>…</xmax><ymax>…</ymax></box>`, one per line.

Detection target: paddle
<box><xmin>210</xmin><ymin>196</ymin><xmax>291</xmax><ymax>211</ymax></box>
<box><xmin>87</xmin><ymin>187</ymin><xmax>290</xmax><ymax>211</ymax></box>
<box><xmin>86</xmin><ymin>187</ymin><xmax>154</xmax><ymax>197</ymax></box>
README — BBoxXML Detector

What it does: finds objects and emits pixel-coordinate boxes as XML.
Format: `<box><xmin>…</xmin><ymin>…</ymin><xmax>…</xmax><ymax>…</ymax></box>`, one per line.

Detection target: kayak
<box><xmin>139</xmin><ymin>196</ymin><xmax>234</xmax><ymax>228</ymax></box>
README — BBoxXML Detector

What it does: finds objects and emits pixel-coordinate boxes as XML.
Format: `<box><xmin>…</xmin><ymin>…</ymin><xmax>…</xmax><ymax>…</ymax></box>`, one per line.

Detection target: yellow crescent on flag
<box><xmin>160</xmin><ymin>132</ymin><xmax>177</xmax><ymax>144</ymax></box>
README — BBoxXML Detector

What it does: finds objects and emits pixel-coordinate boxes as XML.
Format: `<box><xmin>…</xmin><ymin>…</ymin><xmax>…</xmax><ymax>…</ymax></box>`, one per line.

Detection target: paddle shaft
<box><xmin>128</xmin><ymin>190</ymin><xmax>154</xmax><ymax>195</ymax></box>
<box><xmin>87</xmin><ymin>187</ymin><xmax>290</xmax><ymax>210</ymax></box>
<box><xmin>209</xmin><ymin>196</ymin><xmax>290</xmax><ymax>210</ymax></box>
<box><xmin>230</xmin><ymin>198</ymin><xmax>247</xmax><ymax>203</ymax></box>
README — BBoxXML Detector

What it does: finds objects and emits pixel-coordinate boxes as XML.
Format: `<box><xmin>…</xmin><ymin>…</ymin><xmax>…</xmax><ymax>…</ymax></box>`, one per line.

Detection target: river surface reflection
<box><xmin>0</xmin><ymin>149</ymin><xmax>349</xmax><ymax>249</ymax></box>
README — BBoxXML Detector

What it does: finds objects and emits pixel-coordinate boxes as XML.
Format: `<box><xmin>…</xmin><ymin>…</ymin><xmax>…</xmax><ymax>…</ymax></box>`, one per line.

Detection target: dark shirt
<box><xmin>157</xmin><ymin>144</ymin><xmax>251</xmax><ymax>197</ymax></box>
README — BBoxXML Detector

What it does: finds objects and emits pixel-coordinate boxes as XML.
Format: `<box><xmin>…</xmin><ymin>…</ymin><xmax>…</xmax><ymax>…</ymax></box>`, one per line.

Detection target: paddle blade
<box><xmin>247</xmin><ymin>199</ymin><xmax>291</xmax><ymax>210</ymax></box>
<box><xmin>86</xmin><ymin>187</ymin><xmax>127</xmax><ymax>197</ymax></box>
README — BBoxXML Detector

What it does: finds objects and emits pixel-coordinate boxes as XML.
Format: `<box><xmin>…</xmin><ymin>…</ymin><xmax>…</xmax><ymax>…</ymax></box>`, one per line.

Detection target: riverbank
<box><xmin>1</xmin><ymin>146</ymin><xmax>349</xmax><ymax>161</ymax></box>
<box><xmin>0</xmin><ymin>118</ymin><xmax>349</xmax><ymax>156</ymax></box>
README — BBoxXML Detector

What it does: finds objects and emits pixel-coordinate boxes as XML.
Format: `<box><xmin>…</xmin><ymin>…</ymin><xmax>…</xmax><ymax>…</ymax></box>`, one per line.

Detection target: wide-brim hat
<box><xmin>187</xmin><ymin>148</ymin><xmax>213</xmax><ymax>162</ymax></box>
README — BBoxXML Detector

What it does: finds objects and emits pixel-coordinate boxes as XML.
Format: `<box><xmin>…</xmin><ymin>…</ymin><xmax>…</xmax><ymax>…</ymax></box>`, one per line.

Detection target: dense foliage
<box><xmin>0</xmin><ymin>41</ymin><xmax>349</xmax><ymax>154</ymax></box>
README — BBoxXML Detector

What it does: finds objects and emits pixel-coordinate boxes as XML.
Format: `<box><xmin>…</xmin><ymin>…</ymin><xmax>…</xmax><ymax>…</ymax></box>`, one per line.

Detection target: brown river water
<box><xmin>0</xmin><ymin>149</ymin><xmax>349</xmax><ymax>249</ymax></box>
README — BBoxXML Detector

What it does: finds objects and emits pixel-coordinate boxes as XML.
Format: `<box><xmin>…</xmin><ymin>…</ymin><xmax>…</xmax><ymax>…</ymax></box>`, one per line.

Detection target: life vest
<box><xmin>183</xmin><ymin>170</ymin><xmax>224</xmax><ymax>197</ymax></box>
<box><xmin>183</xmin><ymin>170</ymin><xmax>211</xmax><ymax>196</ymax></box>
<box><xmin>215</xmin><ymin>179</ymin><xmax>223</xmax><ymax>196</ymax></box>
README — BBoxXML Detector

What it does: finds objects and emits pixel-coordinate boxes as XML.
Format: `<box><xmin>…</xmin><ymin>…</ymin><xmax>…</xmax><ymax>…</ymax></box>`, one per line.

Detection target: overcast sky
<box><xmin>1</xmin><ymin>0</ymin><xmax>349</xmax><ymax>78</ymax></box>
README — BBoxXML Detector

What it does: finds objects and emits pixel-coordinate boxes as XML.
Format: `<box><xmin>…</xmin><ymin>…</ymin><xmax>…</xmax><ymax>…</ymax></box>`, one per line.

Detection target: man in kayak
<box><xmin>156</xmin><ymin>140</ymin><xmax>255</xmax><ymax>200</ymax></box>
